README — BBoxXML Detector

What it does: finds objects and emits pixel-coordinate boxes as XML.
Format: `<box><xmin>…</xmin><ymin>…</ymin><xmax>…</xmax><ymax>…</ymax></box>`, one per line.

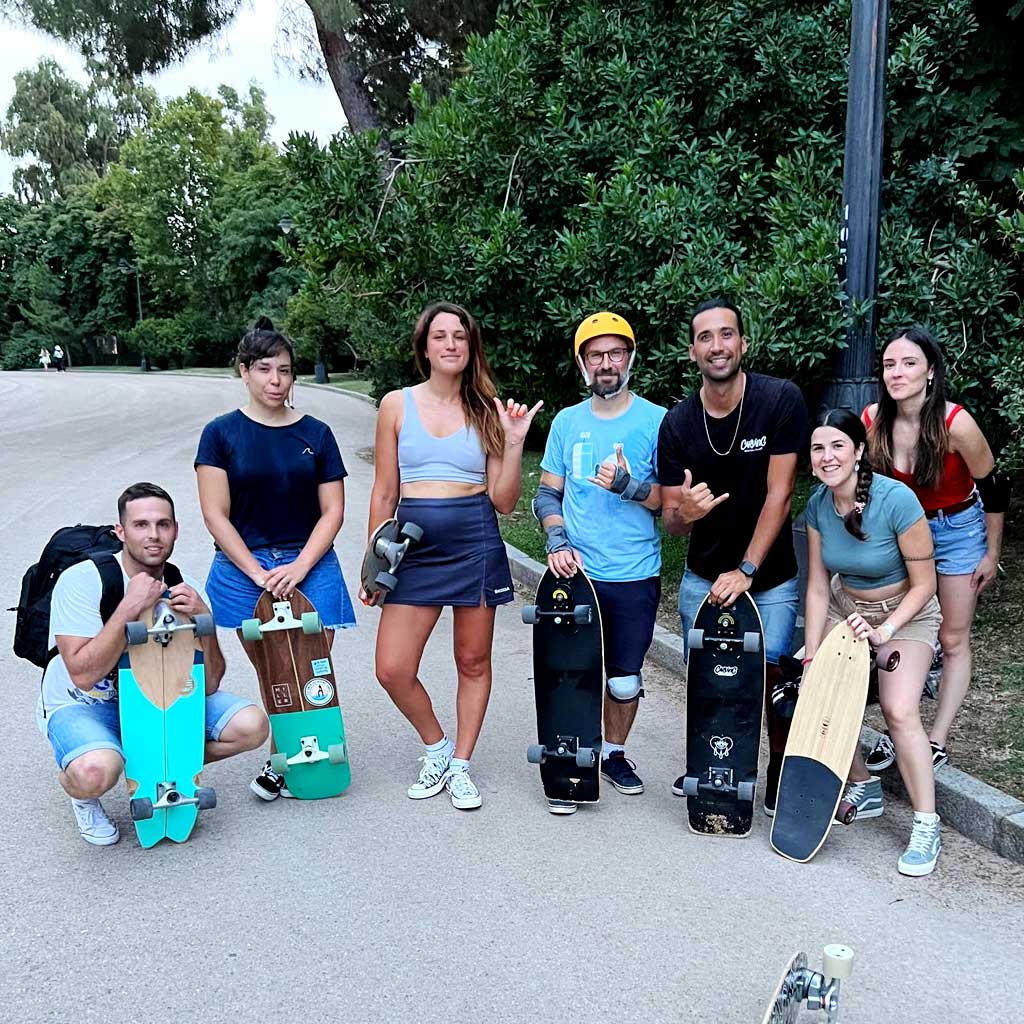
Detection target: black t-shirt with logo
<box><xmin>657</xmin><ymin>372</ymin><xmax>808</xmax><ymax>591</ymax></box>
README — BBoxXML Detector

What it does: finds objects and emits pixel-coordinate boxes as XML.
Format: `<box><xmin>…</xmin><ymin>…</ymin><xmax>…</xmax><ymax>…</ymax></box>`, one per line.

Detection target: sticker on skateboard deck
<box><xmin>760</xmin><ymin>944</ymin><xmax>854</xmax><ymax>1024</ymax></box>
<box><xmin>119</xmin><ymin>598</ymin><xmax>217</xmax><ymax>848</ymax></box>
<box><xmin>681</xmin><ymin>592</ymin><xmax>764</xmax><ymax>836</ymax></box>
<box><xmin>522</xmin><ymin>568</ymin><xmax>603</xmax><ymax>805</ymax></box>
<box><xmin>241</xmin><ymin>588</ymin><xmax>350</xmax><ymax>799</ymax></box>
<box><xmin>771</xmin><ymin>621</ymin><xmax>870</xmax><ymax>862</ymax></box>
<box><xmin>360</xmin><ymin>518</ymin><xmax>423</xmax><ymax>602</ymax></box>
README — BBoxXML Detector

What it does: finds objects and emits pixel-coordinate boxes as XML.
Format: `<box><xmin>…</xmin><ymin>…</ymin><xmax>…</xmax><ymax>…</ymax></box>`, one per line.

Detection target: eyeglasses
<box><xmin>583</xmin><ymin>347</ymin><xmax>630</xmax><ymax>367</ymax></box>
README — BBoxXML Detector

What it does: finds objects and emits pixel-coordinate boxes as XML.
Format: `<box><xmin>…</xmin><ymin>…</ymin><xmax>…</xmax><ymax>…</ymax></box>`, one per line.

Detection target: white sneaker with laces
<box><xmin>71</xmin><ymin>798</ymin><xmax>120</xmax><ymax>846</ymax></box>
<box><xmin>407</xmin><ymin>754</ymin><xmax>451</xmax><ymax>799</ymax></box>
<box><xmin>447</xmin><ymin>768</ymin><xmax>482</xmax><ymax>810</ymax></box>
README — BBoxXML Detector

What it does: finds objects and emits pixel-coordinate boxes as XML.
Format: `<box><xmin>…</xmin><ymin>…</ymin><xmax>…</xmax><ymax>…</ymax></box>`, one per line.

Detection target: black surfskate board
<box><xmin>522</xmin><ymin>568</ymin><xmax>603</xmax><ymax>805</ymax></box>
<box><xmin>680</xmin><ymin>592</ymin><xmax>764</xmax><ymax>836</ymax></box>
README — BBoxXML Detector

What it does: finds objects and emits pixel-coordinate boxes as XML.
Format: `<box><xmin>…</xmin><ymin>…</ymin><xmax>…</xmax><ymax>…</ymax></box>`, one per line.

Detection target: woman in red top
<box><xmin>862</xmin><ymin>325</ymin><xmax>1005</xmax><ymax>772</ymax></box>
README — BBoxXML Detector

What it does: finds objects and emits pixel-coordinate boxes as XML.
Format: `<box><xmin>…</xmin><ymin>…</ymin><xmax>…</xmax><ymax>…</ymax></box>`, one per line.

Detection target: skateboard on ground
<box><xmin>522</xmin><ymin>568</ymin><xmax>603</xmax><ymax>805</ymax></box>
<box><xmin>360</xmin><ymin>518</ymin><xmax>423</xmax><ymax>602</ymax></box>
<box><xmin>771</xmin><ymin>621</ymin><xmax>870</xmax><ymax>862</ymax></box>
<box><xmin>680</xmin><ymin>592</ymin><xmax>764</xmax><ymax>836</ymax></box>
<box><xmin>761</xmin><ymin>944</ymin><xmax>854</xmax><ymax>1024</ymax></box>
<box><xmin>119</xmin><ymin>598</ymin><xmax>217</xmax><ymax>848</ymax></box>
<box><xmin>241</xmin><ymin>588</ymin><xmax>350</xmax><ymax>799</ymax></box>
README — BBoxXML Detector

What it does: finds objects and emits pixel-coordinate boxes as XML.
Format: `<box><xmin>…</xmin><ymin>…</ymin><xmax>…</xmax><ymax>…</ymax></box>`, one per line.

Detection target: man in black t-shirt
<box><xmin>657</xmin><ymin>297</ymin><xmax>808</xmax><ymax>815</ymax></box>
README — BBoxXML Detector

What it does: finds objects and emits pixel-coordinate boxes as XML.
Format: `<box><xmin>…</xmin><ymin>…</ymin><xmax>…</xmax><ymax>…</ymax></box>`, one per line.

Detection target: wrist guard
<box><xmin>544</xmin><ymin>525</ymin><xmax>572</xmax><ymax>554</ymax></box>
<box><xmin>974</xmin><ymin>469</ymin><xmax>1010</xmax><ymax>514</ymax></box>
<box><xmin>608</xmin><ymin>465</ymin><xmax>652</xmax><ymax>503</ymax></box>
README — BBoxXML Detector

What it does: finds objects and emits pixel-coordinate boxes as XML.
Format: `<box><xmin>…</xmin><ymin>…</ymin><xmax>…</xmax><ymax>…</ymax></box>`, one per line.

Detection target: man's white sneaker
<box><xmin>71</xmin><ymin>798</ymin><xmax>120</xmax><ymax>846</ymax></box>
<box><xmin>447</xmin><ymin>768</ymin><xmax>482</xmax><ymax>810</ymax></box>
<box><xmin>407</xmin><ymin>754</ymin><xmax>451</xmax><ymax>799</ymax></box>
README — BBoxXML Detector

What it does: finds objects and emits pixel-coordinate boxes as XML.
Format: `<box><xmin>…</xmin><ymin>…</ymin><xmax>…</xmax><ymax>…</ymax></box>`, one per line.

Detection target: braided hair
<box><xmin>816</xmin><ymin>408</ymin><xmax>872</xmax><ymax>541</ymax></box>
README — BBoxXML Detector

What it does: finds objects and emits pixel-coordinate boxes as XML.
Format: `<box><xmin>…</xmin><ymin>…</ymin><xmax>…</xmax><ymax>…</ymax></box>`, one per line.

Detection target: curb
<box><xmin>504</xmin><ymin>541</ymin><xmax>1024</xmax><ymax>865</ymax></box>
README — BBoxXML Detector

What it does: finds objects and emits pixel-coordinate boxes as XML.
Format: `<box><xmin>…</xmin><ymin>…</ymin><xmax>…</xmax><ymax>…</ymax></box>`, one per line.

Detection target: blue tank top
<box><xmin>397</xmin><ymin>388</ymin><xmax>487</xmax><ymax>485</ymax></box>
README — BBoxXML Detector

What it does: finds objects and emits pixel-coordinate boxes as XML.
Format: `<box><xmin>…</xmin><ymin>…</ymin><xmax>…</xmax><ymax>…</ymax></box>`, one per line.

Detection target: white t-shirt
<box><xmin>37</xmin><ymin>553</ymin><xmax>206</xmax><ymax>730</ymax></box>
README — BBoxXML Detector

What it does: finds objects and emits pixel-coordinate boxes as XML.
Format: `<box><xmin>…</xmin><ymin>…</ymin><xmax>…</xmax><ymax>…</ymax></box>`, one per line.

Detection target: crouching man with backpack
<box><xmin>38</xmin><ymin>482</ymin><xmax>268</xmax><ymax>845</ymax></box>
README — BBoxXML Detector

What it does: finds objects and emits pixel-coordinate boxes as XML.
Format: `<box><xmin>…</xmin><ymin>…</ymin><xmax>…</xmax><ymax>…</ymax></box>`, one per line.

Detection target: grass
<box><xmin>499</xmin><ymin>452</ymin><xmax>1023</xmax><ymax>799</ymax></box>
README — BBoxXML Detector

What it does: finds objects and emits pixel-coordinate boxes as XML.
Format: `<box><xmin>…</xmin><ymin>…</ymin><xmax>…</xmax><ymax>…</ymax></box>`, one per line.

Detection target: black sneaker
<box><xmin>601</xmin><ymin>751</ymin><xmax>644</xmax><ymax>794</ymax></box>
<box><xmin>930</xmin><ymin>742</ymin><xmax>949</xmax><ymax>771</ymax></box>
<box><xmin>250</xmin><ymin>760</ymin><xmax>284</xmax><ymax>801</ymax></box>
<box><xmin>763</xmin><ymin>788</ymin><xmax>777</xmax><ymax>818</ymax></box>
<box><xmin>865</xmin><ymin>731</ymin><xmax>896</xmax><ymax>772</ymax></box>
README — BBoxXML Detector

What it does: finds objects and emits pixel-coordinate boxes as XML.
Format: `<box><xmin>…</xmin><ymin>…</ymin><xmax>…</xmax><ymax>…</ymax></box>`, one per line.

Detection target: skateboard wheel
<box><xmin>688</xmin><ymin>628</ymin><xmax>705</xmax><ymax>650</ymax></box>
<box><xmin>193</xmin><ymin>613</ymin><xmax>216</xmax><ymax>638</ymax></box>
<box><xmin>130</xmin><ymin>797</ymin><xmax>154</xmax><ymax>821</ymax></box>
<box><xmin>682</xmin><ymin>775</ymin><xmax>699</xmax><ymax>797</ymax></box>
<box><xmin>400</xmin><ymin>522</ymin><xmax>424</xmax><ymax>543</ymax></box>
<box><xmin>125</xmin><ymin>621</ymin><xmax>149</xmax><ymax>646</ymax></box>
<box><xmin>196</xmin><ymin>786</ymin><xmax>217</xmax><ymax>810</ymax></box>
<box><xmin>575</xmin><ymin>746</ymin><xmax>595</xmax><ymax>768</ymax></box>
<box><xmin>521</xmin><ymin>605</ymin><xmax>539</xmax><ymax>625</ymax></box>
<box><xmin>822</xmin><ymin>944</ymin><xmax>854</xmax><ymax>980</ymax></box>
<box><xmin>572</xmin><ymin>605</ymin><xmax>592</xmax><ymax>625</ymax></box>
<box><xmin>241</xmin><ymin>618</ymin><xmax>262</xmax><ymax>642</ymax></box>
<box><xmin>328</xmin><ymin>742</ymin><xmax>347</xmax><ymax>764</ymax></box>
<box><xmin>301</xmin><ymin>611</ymin><xmax>321</xmax><ymax>634</ymax></box>
<box><xmin>742</xmin><ymin>631</ymin><xmax>761</xmax><ymax>653</ymax></box>
<box><xmin>374</xmin><ymin>570</ymin><xmax>398</xmax><ymax>592</ymax></box>
<box><xmin>737</xmin><ymin>780</ymin><xmax>755</xmax><ymax>802</ymax></box>
<box><xmin>526</xmin><ymin>744</ymin><xmax>546</xmax><ymax>764</ymax></box>
<box><xmin>835</xmin><ymin>800</ymin><xmax>857</xmax><ymax>825</ymax></box>
<box><xmin>270</xmin><ymin>752</ymin><xmax>290</xmax><ymax>775</ymax></box>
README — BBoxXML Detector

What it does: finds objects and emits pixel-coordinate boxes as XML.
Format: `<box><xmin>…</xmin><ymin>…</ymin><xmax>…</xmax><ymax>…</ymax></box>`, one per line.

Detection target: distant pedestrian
<box><xmin>53</xmin><ymin>345</ymin><xmax>65</xmax><ymax>372</ymax></box>
<box><xmin>39</xmin><ymin>347</ymin><xmax>51</xmax><ymax>372</ymax></box>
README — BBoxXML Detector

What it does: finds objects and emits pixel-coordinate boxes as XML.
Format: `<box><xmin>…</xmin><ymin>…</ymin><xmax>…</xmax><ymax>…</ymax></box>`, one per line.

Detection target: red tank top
<box><xmin>862</xmin><ymin>404</ymin><xmax>974</xmax><ymax>511</ymax></box>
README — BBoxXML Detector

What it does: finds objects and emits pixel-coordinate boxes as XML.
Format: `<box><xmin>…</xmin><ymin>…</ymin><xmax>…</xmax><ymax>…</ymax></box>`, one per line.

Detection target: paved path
<box><xmin>1</xmin><ymin>371</ymin><xmax>1021</xmax><ymax>1024</ymax></box>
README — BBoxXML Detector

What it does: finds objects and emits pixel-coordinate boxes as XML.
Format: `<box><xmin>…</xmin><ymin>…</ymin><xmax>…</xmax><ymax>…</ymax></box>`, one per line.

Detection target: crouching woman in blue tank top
<box><xmin>364</xmin><ymin>302</ymin><xmax>541</xmax><ymax>810</ymax></box>
<box><xmin>803</xmin><ymin>409</ymin><xmax>942</xmax><ymax>877</ymax></box>
<box><xmin>195</xmin><ymin>318</ymin><xmax>356</xmax><ymax>800</ymax></box>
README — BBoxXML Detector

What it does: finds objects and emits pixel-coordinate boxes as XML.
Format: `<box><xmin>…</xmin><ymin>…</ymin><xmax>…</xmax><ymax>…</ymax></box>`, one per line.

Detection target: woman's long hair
<box><xmin>868</xmin><ymin>325</ymin><xmax>948</xmax><ymax>489</ymax></box>
<box><xmin>815</xmin><ymin>408</ymin><xmax>873</xmax><ymax>541</ymax></box>
<box><xmin>411</xmin><ymin>302</ymin><xmax>503</xmax><ymax>456</ymax></box>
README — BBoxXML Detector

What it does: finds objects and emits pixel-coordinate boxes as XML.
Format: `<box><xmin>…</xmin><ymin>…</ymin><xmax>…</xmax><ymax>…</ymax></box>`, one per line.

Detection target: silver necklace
<box><xmin>702</xmin><ymin>375</ymin><xmax>746</xmax><ymax>457</ymax></box>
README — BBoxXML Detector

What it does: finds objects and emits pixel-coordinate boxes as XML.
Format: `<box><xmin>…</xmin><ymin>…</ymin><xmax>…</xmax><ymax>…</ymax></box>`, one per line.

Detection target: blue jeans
<box><xmin>678</xmin><ymin>568</ymin><xmax>799</xmax><ymax>665</ymax></box>
<box><xmin>929</xmin><ymin>500</ymin><xmax>988</xmax><ymax>576</ymax></box>
<box><xmin>46</xmin><ymin>691</ymin><xmax>254</xmax><ymax>771</ymax></box>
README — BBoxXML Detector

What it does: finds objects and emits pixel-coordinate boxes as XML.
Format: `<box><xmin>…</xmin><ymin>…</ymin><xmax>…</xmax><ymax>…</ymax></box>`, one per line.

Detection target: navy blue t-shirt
<box><xmin>195</xmin><ymin>410</ymin><xmax>347</xmax><ymax>550</ymax></box>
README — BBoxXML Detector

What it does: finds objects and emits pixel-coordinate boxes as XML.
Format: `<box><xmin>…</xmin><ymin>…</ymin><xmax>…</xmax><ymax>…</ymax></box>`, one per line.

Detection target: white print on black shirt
<box><xmin>739</xmin><ymin>435</ymin><xmax>767</xmax><ymax>453</ymax></box>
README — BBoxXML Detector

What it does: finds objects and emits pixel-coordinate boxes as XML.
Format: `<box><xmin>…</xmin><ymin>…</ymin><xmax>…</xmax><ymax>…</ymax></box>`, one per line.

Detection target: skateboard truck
<box><xmin>270</xmin><ymin>736</ymin><xmax>348</xmax><ymax>775</ymax></box>
<box><xmin>130</xmin><ymin>781</ymin><xmax>217</xmax><ymax>820</ymax></box>
<box><xmin>521</xmin><ymin>604</ymin><xmax>592</xmax><ymax>626</ymax></box>
<box><xmin>526</xmin><ymin>735</ymin><xmax>597</xmax><ymax>768</ymax></box>
<box><xmin>241</xmin><ymin>600</ymin><xmax>321</xmax><ymax>641</ymax></box>
<box><xmin>680</xmin><ymin>767</ymin><xmax>755</xmax><ymax>802</ymax></box>
<box><xmin>764</xmin><ymin>945</ymin><xmax>854</xmax><ymax>1024</ymax></box>
<box><xmin>125</xmin><ymin>599</ymin><xmax>216</xmax><ymax>647</ymax></box>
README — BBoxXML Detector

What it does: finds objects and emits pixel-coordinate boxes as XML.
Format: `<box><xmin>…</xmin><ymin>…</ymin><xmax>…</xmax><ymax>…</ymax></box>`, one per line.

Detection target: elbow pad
<box><xmin>974</xmin><ymin>469</ymin><xmax>1010</xmax><ymax>514</ymax></box>
<box><xmin>532</xmin><ymin>483</ymin><xmax>564</xmax><ymax>523</ymax></box>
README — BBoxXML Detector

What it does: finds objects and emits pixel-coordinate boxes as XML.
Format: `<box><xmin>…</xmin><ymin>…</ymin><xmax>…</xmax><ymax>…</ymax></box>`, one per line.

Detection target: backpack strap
<box><xmin>163</xmin><ymin>561</ymin><xmax>183</xmax><ymax>589</ymax></box>
<box><xmin>90</xmin><ymin>551</ymin><xmax>125</xmax><ymax>624</ymax></box>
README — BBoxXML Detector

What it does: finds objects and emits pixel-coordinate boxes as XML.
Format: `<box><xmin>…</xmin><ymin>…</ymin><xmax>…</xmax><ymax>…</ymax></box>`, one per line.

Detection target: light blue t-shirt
<box><xmin>805</xmin><ymin>474</ymin><xmax>926</xmax><ymax>588</ymax></box>
<box><xmin>540</xmin><ymin>395</ymin><xmax>666</xmax><ymax>582</ymax></box>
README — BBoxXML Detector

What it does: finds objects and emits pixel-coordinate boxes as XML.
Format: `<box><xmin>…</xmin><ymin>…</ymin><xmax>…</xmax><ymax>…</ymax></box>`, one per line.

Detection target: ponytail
<box><xmin>844</xmin><ymin>456</ymin><xmax>873</xmax><ymax>541</ymax></box>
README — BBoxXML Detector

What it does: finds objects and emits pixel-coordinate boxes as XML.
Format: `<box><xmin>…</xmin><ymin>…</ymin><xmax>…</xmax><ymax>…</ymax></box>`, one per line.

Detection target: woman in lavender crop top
<box><xmin>365</xmin><ymin>302</ymin><xmax>542</xmax><ymax>810</ymax></box>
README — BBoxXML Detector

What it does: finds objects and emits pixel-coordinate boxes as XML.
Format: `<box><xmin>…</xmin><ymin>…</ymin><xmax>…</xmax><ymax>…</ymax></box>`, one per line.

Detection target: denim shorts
<box><xmin>206</xmin><ymin>547</ymin><xmax>356</xmax><ymax>629</ymax></box>
<box><xmin>45</xmin><ymin>691</ymin><xmax>255</xmax><ymax>771</ymax></box>
<box><xmin>679</xmin><ymin>568</ymin><xmax>799</xmax><ymax>665</ymax></box>
<box><xmin>929</xmin><ymin>500</ymin><xmax>988</xmax><ymax>576</ymax></box>
<box><xmin>592</xmin><ymin>577</ymin><xmax>661</xmax><ymax>677</ymax></box>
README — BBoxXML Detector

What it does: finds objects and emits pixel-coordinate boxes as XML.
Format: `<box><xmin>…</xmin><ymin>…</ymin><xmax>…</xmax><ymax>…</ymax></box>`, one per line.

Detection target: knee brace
<box><xmin>607</xmin><ymin>673</ymin><xmax>644</xmax><ymax>703</ymax></box>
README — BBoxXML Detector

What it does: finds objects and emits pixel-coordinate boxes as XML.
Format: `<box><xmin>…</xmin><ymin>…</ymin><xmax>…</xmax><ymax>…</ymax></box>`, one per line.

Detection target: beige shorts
<box><xmin>826</xmin><ymin>574</ymin><xmax>941</xmax><ymax>649</ymax></box>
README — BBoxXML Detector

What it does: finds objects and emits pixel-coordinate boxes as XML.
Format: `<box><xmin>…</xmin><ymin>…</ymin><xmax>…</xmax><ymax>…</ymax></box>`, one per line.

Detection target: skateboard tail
<box><xmin>269</xmin><ymin>706</ymin><xmax>351</xmax><ymax>799</ymax></box>
<box><xmin>770</xmin><ymin>755</ymin><xmax>843</xmax><ymax>862</ymax></box>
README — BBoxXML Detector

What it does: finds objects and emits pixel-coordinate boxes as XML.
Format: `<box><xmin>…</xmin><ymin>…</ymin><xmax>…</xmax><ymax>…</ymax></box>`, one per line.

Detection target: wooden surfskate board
<box><xmin>770</xmin><ymin>620</ymin><xmax>870</xmax><ymax>862</ymax></box>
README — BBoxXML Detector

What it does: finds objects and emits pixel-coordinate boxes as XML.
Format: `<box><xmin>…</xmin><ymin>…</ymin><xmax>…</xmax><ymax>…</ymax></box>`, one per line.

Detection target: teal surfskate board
<box><xmin>242</xmin><ymin>588</ymin><xmax>350</xmax><ymax>799</ymax></box>
<box><xmin>119</xmin><ymin>598</ymin><xmax>217</xmax><ymax>848</ymax></box>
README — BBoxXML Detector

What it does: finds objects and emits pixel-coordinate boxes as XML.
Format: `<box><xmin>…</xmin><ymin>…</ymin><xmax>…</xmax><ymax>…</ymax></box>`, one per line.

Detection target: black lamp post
<box><xmin>278</xmin><ymin>215</ymin><xmax>328</xmax><ymax>385</ymax></box>
<box><xmin>118</xmin><ymin>258</ymin><xmax>147</xmax><ymax>371</ymax></box>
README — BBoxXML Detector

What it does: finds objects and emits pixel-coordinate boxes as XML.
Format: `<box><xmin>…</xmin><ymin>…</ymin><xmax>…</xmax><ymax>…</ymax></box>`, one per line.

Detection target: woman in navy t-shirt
<box><xmin>195</xmin><ymin>318</ymin><xmax>356</xmax><ymax>799</ymax></box>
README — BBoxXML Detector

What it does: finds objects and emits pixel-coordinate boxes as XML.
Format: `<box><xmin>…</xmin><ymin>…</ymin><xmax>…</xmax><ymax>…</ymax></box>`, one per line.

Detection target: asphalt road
<box><xmin>1</xmin><ymin>371</ymin><xmax>1021</xmax><ymax>1024</ymax></box>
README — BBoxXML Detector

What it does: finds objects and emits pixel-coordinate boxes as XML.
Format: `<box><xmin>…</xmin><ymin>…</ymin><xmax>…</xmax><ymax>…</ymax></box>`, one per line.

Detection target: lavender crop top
<box><xmin>397</xmin><ymin>388</ymin><xmax>487</xmax><ymax>485</ymax></box>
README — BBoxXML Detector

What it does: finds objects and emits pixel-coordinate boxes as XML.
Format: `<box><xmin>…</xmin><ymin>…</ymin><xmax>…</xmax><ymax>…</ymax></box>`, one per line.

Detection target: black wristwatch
<box><xmin>738</xmin><ymin>560</ymin><xmax>758</xmax><ymax>578</ymax></box>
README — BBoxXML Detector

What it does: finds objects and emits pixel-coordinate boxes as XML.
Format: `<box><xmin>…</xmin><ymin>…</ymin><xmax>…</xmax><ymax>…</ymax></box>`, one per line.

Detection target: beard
<box><xmin>590</xmin><ymin>371</ymin><xmax>623</xmax><ymax>398</ymax></box>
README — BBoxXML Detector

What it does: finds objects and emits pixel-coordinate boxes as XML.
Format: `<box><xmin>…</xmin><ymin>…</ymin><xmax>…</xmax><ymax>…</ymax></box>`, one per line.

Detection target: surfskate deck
<box><xmin>771</xmin><ymin>621</ymin><xmax>870</xmax><ymax>862</ymax></box>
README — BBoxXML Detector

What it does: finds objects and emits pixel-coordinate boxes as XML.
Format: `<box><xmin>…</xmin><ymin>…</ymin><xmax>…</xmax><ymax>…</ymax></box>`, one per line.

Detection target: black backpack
<box><xmin>11</xmin><ymin>524</ymin><xmax>181</xmax><ymax>669</ymax></box>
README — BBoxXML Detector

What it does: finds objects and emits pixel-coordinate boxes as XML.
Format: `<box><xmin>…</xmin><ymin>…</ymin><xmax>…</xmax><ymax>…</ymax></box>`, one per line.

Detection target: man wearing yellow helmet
<box><xmin>532</xmin><ymin>312</ymin><xmax>666</xmax><ymax>813</ymax></box>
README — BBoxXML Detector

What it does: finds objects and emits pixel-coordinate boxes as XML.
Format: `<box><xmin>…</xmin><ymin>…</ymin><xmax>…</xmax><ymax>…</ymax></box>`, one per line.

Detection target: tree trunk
<box><xmin>306</xmin><ymin>2</ymin><xmax>381</xmax><ymax>133</ymax></box>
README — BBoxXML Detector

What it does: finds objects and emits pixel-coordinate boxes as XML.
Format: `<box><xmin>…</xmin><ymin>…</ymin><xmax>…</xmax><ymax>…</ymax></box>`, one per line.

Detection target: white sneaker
<box><xmin>71</xmin><ymin>798</ymin><xmax>120</xmax><ymax>846</ymax></box>
<box><xmin>447</xmin><ymin>768</ymin><xmax>482</xmax><ymax>810</ymax></box>
<box><xmin>898</xmin><ymin>814</ymin><xmax>942</xmax><ymax>877</ymax></box>
<box><xmin>407</xmin><ymin>753</ymin><xmax>451</xmax><ymax>799</ymax></box>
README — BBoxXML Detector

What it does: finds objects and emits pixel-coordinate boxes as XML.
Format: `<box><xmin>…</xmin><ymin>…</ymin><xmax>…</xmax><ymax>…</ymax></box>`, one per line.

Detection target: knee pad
<box><xmin>607</xmin><ymin>673</ymin><xmax>644</xmax><ymax>703</ymax></box>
